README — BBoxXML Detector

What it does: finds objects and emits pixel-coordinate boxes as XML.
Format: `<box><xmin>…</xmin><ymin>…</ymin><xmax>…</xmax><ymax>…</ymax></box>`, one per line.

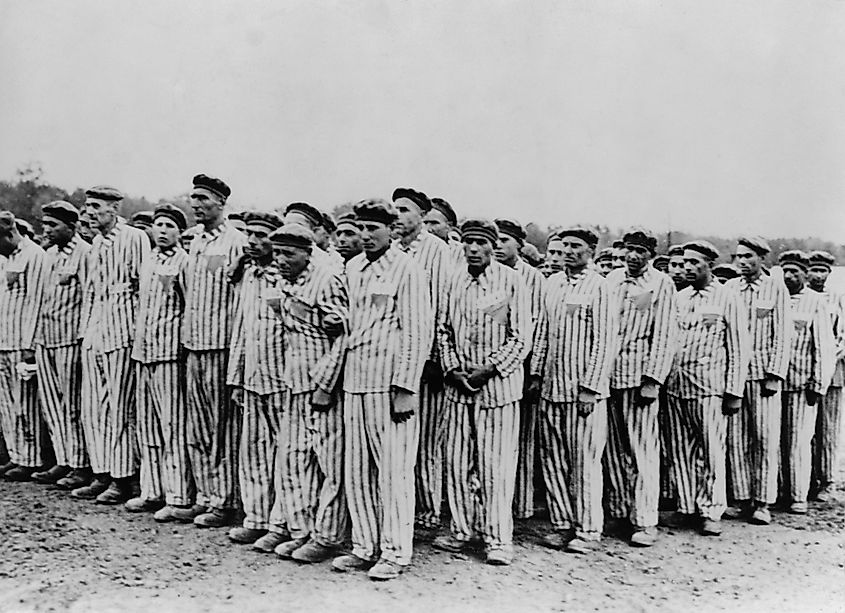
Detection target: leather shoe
<box><xmin>630</xmin><ymin>529</ymin><xmax>657</xmax><ymax>547</ymax></box>
<box><xmin>253</xmin><ymin>530</ymin><xmax>290</xmax><ymax>553</ymax></box>
<box><xmin>125</xmin><ymin>497</ymin><xmax>165</xmax><ymax>513</ymax></box>
<box><xmin>228</xmin><ymin>526</ymin><xmax>267</xmax><ymax>544</ymax></box>
<box><xmin>4</xmin><ymin>465</ymin><xmax>38</xmax><ymax>482</ymax></box>
<box><xmin>32</xmin><ymin>465</ymin><xmax>71</xmax><ymax>485</ymax></box>
<box><xmin>566</xmin><ymin>537</ymin><xmax>598</xmax><ymax>554</ymax></box>
<box><xmin>56</xmin><ymin>468</ymin><xmax>92</xmax><ymax>490</ymax></box>
<box><xmin>154</xmin><ymin>504</ymin><xmax>206</xmax><ymax>523</ymax></box>
<box><xmin>291</xmin><ymin>540</ymin><xmax>338</xmax><ymax>563</ymax></box>
<box><xmin>540</xmin><ymin>530</ymin><xmax>573</xmax><ymax>550</ymax></box>
<box><xmin>96</xmin><ymin>481</ymin><xmax>133</xmax><ymax>505</ymax></box>
<box><xmin>0</xmin><ymin>461</ymin><xmax>17</xmax><ymax>477</ymax></box>
<box><xmin>750</xmin><ymin>505</ymin><xmax>771</xmax><ymax>525</ymax></box>
<box><xmin>274</xmin><ymin>536</ymin><xmax>309</xmax><ymax>559</ymax></box>
<box><xmin>194</xmin><ymin>508</ymin><xmax>236</xmax><ymax>528</ymax></box>
<box><xmin>431</xmin><ymin>534</ymin><xmax>468</xmax><ymax>553</ymax></box>
<box><xmin>700</xmin><ymin>519</ymin><xmax>722</xmax><ymax>536</ymax></box>
<box><xmin>331</xmin><ymin>554</ymin><xmax>375</xmax><ymax>573</ymax></box>
<box><xmin>368</xmin><ymin>559</ymin><xmax>403</xmax><ymax>581</ymax></box>
<box><xmin>71</xmin><ymin>476</ymin><xmax>111</xmax><ymax>500</ymax></box>
<box><xmin>788</xmin><ymin>501</ymin><xmax>808</xmax><ymax>515</ymax></box>
<box><xmin>485</xmin><ymin>546</ymin><xmax>513</xmax><ymax>566</ymax></box>
<box><xmin>813</xmin><ymin>485</ymin><xmax>833</xmax><ymax>503</ymax></box>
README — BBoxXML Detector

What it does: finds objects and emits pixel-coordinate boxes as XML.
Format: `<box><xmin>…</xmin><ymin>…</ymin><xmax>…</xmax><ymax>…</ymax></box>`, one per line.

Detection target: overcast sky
<box><xmin>2</xmin><ymin>0</ymin><xmax>844</xmax><ymax>240</ymax></box>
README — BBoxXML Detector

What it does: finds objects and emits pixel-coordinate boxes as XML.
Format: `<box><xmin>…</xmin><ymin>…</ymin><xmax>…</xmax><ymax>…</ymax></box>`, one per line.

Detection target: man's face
<box><xmin>335</xmin><ymin>227</ymin><xmax>363</xmax><ymax>261</ymax></box>
<box><xmin>360</xmin><ymin>220</ymin><xmax>392</xmax><ymax>255</ymax></box>
<box><xmin>314</xmin><ymin>226</ymin><xmax>330</xmax><ymax>249</ymax></box>
<box><xmin>735</xmin><ymin>245</ymin><xmax>762</xmax><ymax>279</ymax></box>
<box><xmin>782</xmin><ymin>264</ymin><xmax>806</xmax><ymax>294</ymax></box>
<box><xmin>625</xmin><ymin>243</ymin><xmax>650</xmax><ymax>276</ymax></box>
<box><xmin>463</xmin><ymin>236</ymin><xmax>494</xmax><ymax>270</ymax></box>
<box><xmin>546</xmin><ymin>239</ymin><xmax>565</xmax><ymax>272</ymax></box>
<box><xmin>84</xmin><ymin>197</ymin><xmax>117</xmax><ymax>232</ymax></box>
<box><xmin>0</xmin><ymin>230</ymin><xmax>14</xmax><ymax>257</ymax></box>
<box><xmin>393</xmin><ymin>198</ymin><xmax>422</xmax><ymax>238</ymax></box>
<box><xmin>597</xmin><ymin>259</ymin><xmax>613</xmax><ymax>276</ymax></box>
<box><xmin>423</xmin><ymin>209</ymin><xmax>450</xmax><ymax>241</ymax></box>
<box><xmin>669</xmin><ymin>255</ymin><xmax>687</xmax><ymax>289</ymax></box>
<box><xmin>561</xmin><ymin>236</ymin><xmax>592</xmax><ymax>270</ymax></box>
<box><xmin>245</xmin><ymin>225</ymin><xmax>273</xmax><ymax>260</ymax></box>
<box><xmin>611</xmin><ymin>247</ymin><xmax>627</xmax><ymax>269</ymax></box>
<box><xmin>41</xmin><ymin>217</ymin><xmax>74</xmax><ymax>247</ymax></box>
<box><xmin>495</xmin><ymin>234</ymin><xmax>520</xmax><ymax>264</ymax></box>
<box><xmin>153</xmin><ymin>217</ymin><xmax>181</xmax><ymax>250</ymax></box>
<box><xmin>683</xmin><ymin>250</ymin><xmax>710</xmax><ymax>286</ymax></box>
<box><xmin>190</xmin><ymin>188</ymin><xmax>224</xmax><ymax>226</ymax></box>
<box><xmin>273</xmin><ymin>244</ymin><xmax>310</xmax><ymax>280</ymax></box>
<box><xmin>808</xmin><ymin>265</ymin><xmax>830</xmax><ymax>291</ymax></box>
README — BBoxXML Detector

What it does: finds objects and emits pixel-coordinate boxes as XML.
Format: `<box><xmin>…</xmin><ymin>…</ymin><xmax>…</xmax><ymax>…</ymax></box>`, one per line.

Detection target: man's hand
<box><xmin>231</xmin><ymin>387</ymin><xmax>244</xmax><ymax>406</ymax></box>
<box><xmin>322</xmin><ymin>313</ymin><xmax>345</xmax><ymax>338</ymax></box>
<box><xmin>446</xmin><ymin>369</ymin><xmax>479</xmax><ymax>395</ymax></box>
<box><xmin>577</xmin><ymin>388</ymin><xmax>598</xmax><ymax>417</ymax></box>
<box><xmin>227</xmin><ymin>253</ymin><xmax>250</xmax><ymax>285</ymax></box>
<box><xmin>525</xmin><ymin>376</ymin><xmax>542</xmax><ymax>403</ymax></box>
<box><xmin>21</xmin><ymin>348</ymin><xmax>35</xmax><ymax>364</ymax></box>
<box><xmin>467</xmin><ymin>363</ymin><xmax>498</xmax><ymax>390</ymax></box>
<box><xmin>636</xmin><ymin>378</ymin><xmax>660</xmax><ymax>407</ymax></box>
<box><xmin>311</xmin><ymin>388</ymin><xmax>333</xmax><ymax>412</ymax></box>
<box><xmin>722</xmin><ymin>394</ymin><xmax>742</xmax><ymax>415</ymax></box>
<box><xmin>391</xmin><ymin>387</ymin><xmax>417</xmax><ymax>423</ymax></box>
<box><xmin>422</xmin><ymin>360</ymin><xmax>444</xmax><ymax>393</ymax></box>
<box><xmin>761</xmin><ymin>375</ymin><xmax>781</xmax><ymax>397</ymax></box>
<box><xmin>806</xmin><ymin>389</ymin><xmax>821</xmax><ymax>406</ymax></box>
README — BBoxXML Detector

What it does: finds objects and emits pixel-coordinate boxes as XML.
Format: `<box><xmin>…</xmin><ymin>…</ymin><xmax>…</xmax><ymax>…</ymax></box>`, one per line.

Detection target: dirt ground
<box><xmin>1</xmin><ymin>471</ymin><xmax>843</xmax><ymax>613</ymax></box>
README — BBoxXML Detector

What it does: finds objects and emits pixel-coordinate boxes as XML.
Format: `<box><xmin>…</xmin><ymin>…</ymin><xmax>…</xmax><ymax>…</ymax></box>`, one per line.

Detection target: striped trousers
<box><xmin>781</xmin><ymin>391</ymin><xmax>817</xmax><ymax>503</ymax></box>
<box><xmin>0</xmin><ymin>350</ymin><xmax>43</xmax><ymax>467</ymax></box>
<box><xmin>666</xmin><ymin>395</ymin><xmax>726</xmax><ymax>521</ymax></box>
<box><xmin>414</xmin><ymin>382</ymin><xmax>447</xmax><ymax>528</ymax></box>
<box><xmin>513</xmin><ymin>395</ymin><xmax>539</xmax><ymax>519</ymax></box>
<box><xmin>344</xmin><ymin>392</ymin><xmax>419</xmax><ymax>566</ymax></box>
<box><xmin>814</xmin><ymin>385</ymin><xmax>843</xmax><ymax>487</ymax></box>
<box><xmin>278</xmin><ymin>391</ymin><xmax>347</xmax><ymax>546</ymax></box>
<box><xmin>604</xmin><ymin>389</ymin><xmax>660</xmax><ymax>529</ymax></box>
<box><xmin>239</xmin><ymin>390</ymin><xmax>281</xmax><ymax>529</ymax></box>
<box><xmin>136</xmin><ymin>361</ymin><xmax>192</xmax><ymax>505</ymax></box>
<box><xmin>36</xmin><ymin>344</ymin><xmax>87</xmax><ymax>468</ymax></box>
<box><xmin>444</xmin><ymin>398</ymin><xmax>519</xmax><ymax>549</ymax></box>
<box><xmin>539</xmin><ymin>399</ymin><xmax>607</xmax><ymax>540</ymax></box>
<box><xmin>727</xmin><ymin>380</ymin><xmax>781</xmax><ymax>505</ymax></box>
<box><xmin>658</xmin><ymin>391</ymin><xmax>676</xmax><ymax>501</ymax></box>
<box><xmin>81</xmin><ymin>347</ymin><xmax>137</xmax><ymax>478</ymax></box>
<box><xmin>186</xmin><ymin>350</ymin><xmax>240</xmax><ymax>510</ymax></box>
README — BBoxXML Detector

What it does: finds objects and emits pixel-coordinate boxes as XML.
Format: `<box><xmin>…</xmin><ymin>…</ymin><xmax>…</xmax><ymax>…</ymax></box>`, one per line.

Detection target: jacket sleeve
<box><xmin>765</xmin><ymin>277</ymin><xmax>791</xmax><ymax>379</ymax></box>
<box><xmin>643</xmin><ymin>276</ymin><xmax>679</xmax><ymax>385</ymax></box>
<box><xmin>723</xmin><ymin>289</ymin><xmax>750</xmax><ymax>397</ymax></box>
<box><xmin>391</xmin><ymin>259</ymin><xmax>433</xmax><ymax>392</ymax></box>
<box><xmin>488</xmin><ymin>274</ymin><xmax>531</xmax><ymax>377</ymax></box>
<box><xmin>581</xmin><ymin>277</ymin><xmax>615</xmax><ymax>394</ymax></box>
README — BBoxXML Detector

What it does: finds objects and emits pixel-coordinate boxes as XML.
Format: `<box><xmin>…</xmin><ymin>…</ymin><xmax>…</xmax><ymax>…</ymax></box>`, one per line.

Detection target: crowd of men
<box><xmin>0</xmin><ymin>174</ymin><xmax>842</xmax><ymax>582</ymax></box>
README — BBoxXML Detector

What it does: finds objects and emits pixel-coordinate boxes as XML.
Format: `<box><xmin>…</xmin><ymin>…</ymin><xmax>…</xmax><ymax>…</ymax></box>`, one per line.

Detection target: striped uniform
<box><xmin>183</xmin><ymin>222</ymin><xmax>246</xmax><ymax>510</ymax></box>
<box><xmin>723</xmin><ymin>274</ymin><xmax>790</xmax><ymax>505</ymax></box>
<box><xmin>665</xmin><ymin>281</ymin><xmax>748</xmax><ymax>521</ymax></box>
<box><xmin>510</xmin><ymin>258</ymin><xmax>546</xmax><ymax>519</ymax></box>
<box><xmin>35</xmin><ymin>235</ymin><xmax>90</xmax><ymax>469</ymax></box>
<box><xmin>437</xmin><ymin>261</ymin><xmax>531</xmax><ymax>549</ymax></box>
<box><xmin>80</xmin><ymin>222</ymin><xmax>149</xmax><ymax>478</ymax></box>
<box><xmin>530</xmin><ymin>269</ymin><xmax>616</xmax><ymax>540</ymax></box>
<box><xmin>132</xmin><ymin>246</ymin><xmax>192</xmax><ymax>505</ymax></box>
<box><xmin>605</xmin><ymin>266</ymin><xmax>678</xmax><ymax>529</ymax></box>
<box><xmin>394</xmin><ymin>230</ymin><xmax>451</xmax><ymax>530</ymax></box>
<box><xmin>343</xmin><ymin>245</ymin><xmax>432</xmax><ymax>566</ymax></box>
<box><xmin>276</xmin><ymin>262</ymin><xmax>349</xmax><ymax>546</ymax></box>
<box><xmin>227</xmin><ymin>262</ymin><xmax>285</xmax><ymax>530</ymax></box>
<box><xmin>813</xmin><ymin>288</ymin><xmax>845</xmax><ymax>489</ymax></box>
<box><xmin>781</xmin><ymin>288</ymin><xmax>836</xmax><ymax>504</ymax></box>
<box><xmin>0</xmin><ymin>238</ymin><xmax>46</xmax><ymax>467</ymax></box>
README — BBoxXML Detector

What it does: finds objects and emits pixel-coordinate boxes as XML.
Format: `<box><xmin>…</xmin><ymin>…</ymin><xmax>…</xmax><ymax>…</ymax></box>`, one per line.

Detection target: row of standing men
<box><xmin>0</xmin><ymin>176</ymin><xmax>841</xmax><ymax>581</ymax></box>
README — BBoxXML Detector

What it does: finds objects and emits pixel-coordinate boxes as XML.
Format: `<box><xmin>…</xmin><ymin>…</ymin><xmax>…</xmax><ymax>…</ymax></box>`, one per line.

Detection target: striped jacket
<box><xmin>37</xmin><ymin>235</ymin><xmax>90</xmax><ymax>349</ymax></box>
<box><xmin>81</xmin><ymin>223</ymin><xmax>149</xmax><ymax>353</ymax></box>
<box><xmin>530</xmin><ymin>268</ymin><xmax>616</xmax><ymax>402</ymax></box>
<box><xmin>725</xmin><ymin>274</ymin><xmax>791</xmax><ymax>382</ymax></box>
<box><xmin>607</xmin><ymin>266</ymin><xmax>679</xmax><ymax>389</ymax></box>
<box><xmin>665</xmin><ymin>281</ymin><xmax>749</xmax><ymax>399</ymax></box>
<box><xmin>343</xmin><ymin>245</ymin><xmax>433</xmax><ymax>394</ymax></box>
<box><xmin>132</xmin><ymin>247</ymin><xmax>189</xmax><ymax>364</ymax></box>
<box><xmin>227</xmin><ymin>262</ymin><xmax>286</xmax><ymax>395</ymax></box>
<box><xmin>784</xmin><ymin>287</ymin><xmax>836</xmax><ymax>394</ymax></box>
<box><xmin>437</xmin><ymin>261</ymin><xmax>532</xmax><ymax>409</ymax></box>
<box><xmin>278</xmin><ymin>262</ymin><xmax>348</xmax><ymax>394</ymax></box>
<box><xmin>514</xmin><ymin>259</ymin><xmax>546</xmax><ymax>345</ymax></box>
<box><xmin>183</xmin><ymin>222</ymin><xmax>247</xmax><ymax>351</ymax></box>
<box><xmin>0</xmin><ymin>237</ymin><xmax>46</xmax><ymax>351</ymax></box>
<box><xmin>817</xmin><ymin>288</ymin><xmax>845</xmax><ymax>387</ymax></box>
